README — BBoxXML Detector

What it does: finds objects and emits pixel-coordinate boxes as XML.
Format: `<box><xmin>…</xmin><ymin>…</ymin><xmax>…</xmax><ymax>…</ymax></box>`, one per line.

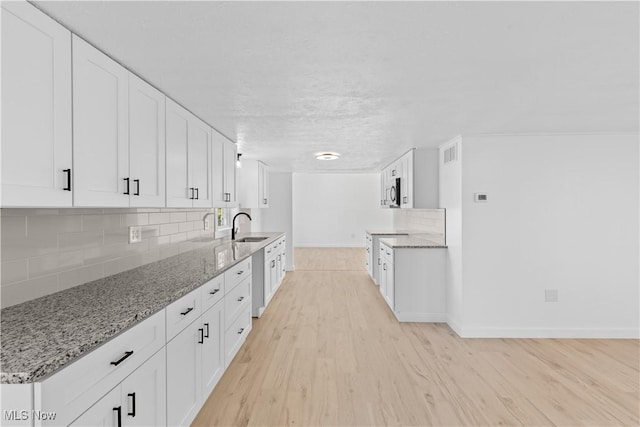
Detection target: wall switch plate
<box><xmin>204</xmin><ymin>219</ymin><xmax>210</xmax><ymax>230</ymax></box>
<box><xmin>129</xmin><ymin>226</ymin><xmax>142</xmax><ymax>244</ymax></box>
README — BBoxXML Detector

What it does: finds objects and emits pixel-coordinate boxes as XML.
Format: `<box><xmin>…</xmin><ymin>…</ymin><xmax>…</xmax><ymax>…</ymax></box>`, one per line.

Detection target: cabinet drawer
<box><xmin>166</xmin><ymin>287</ymin><xmax>201</xmax><ymax>341</ymax></box>
<box><xmin>36</xmin><ymin>310</ymin><xmax>165</xmax><ymax>426</ymax></box>
<box><xmin>224</xmin><ymin>258</ymin><xmax>251</xmax><ymax>292</ymax></box>
<box><xmin>202</xmin><ymin>274</ymin><xmax>224</xmax><ymax>312</ymax></box>
<box><xmin>225</xmin><ymin>276</ymin><xmax>251</xmax><ymax>326</ymax></box>
<box><xmin>224</xmin><ymin>304</ymin><xmax>252</xmax><ymax>367</ymax></box>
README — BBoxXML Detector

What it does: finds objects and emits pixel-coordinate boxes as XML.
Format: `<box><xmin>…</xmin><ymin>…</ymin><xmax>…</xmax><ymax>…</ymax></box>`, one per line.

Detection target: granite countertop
<box><xmin>379</xmin><ymin>233</ymin><xmax>447</xmax><ymax>249</ymax></box>
<box><xmin>0</xmin><ymin>232</ymin><xmax>284</xmax><ymax>385</ymax></box>
<box><xmin>365</xmin><ymin>229</ymin><xmax>411</xmax><ymax>235</ymax></box>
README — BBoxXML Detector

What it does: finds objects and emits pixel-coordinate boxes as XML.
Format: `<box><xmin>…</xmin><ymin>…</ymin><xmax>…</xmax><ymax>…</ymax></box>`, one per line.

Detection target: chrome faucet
<box><xmin>232</xmin><ymin>212</ymin><xmax>252</xmax><ymax>240</ymax></box>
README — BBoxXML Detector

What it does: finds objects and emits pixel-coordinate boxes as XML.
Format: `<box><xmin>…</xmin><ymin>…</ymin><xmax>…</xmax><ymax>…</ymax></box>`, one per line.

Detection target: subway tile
<box><xmin>1</xmin><ymin>208</ymin><xmax>59</xmax><ymax>217</ymax></box>
<box><xmin>178</xmin><ymin>222</ymin><xmax>194</xmax><ymax>233</ymax></box>
<box><xmin>104</xmin><ymin>228</ymin><xmax>129</xmax><ymax>245</ymax></box>
<box><xmin>159</xmin><ymin>223</ymin><xmax>180</xmax><ymax>235</ymax></box>
<box><xmin>170</xmin><ymin>232</ymin><xmax>187</xmax><ymax>244</ymax></box>
<box><xmin>187</xmin><ymin>211</ymin><xmax>206</xmax><ymax>221</ymax></box>
<box><xmin>121</xmin><ymin>213</ymin><xmax>149</xmax><ymax>227</ymax></box>
<box><xmin>159</xmin><ymin>245</ymin><xmax>181</xmax><ymax>260</ymax></box>
<box><xmin>147</xmin><ymin>235</ymin><xmax>171</xmax><ymax>248</ymax></box>
<box><xmin>1</xmin><ymin>216</ymin><xmax>26</xmax><ymax>239</ymax></box>
<box><xmin>57</xmin><ymin>208</ymin><xmax>103</xmax><ymax>215</ymax></box>
<box><xmin>187</xmin><ymin>230</ymin><xmax>204</xmax><ymax>240</ymax></box>
<box><xmin>1</xmin><ymin>259</ymin><xmax>28</xmax><ymax>286</ymax></box>
<box><xmin>82</xmin><ymin>214</ymin><xmax>121</xmax><ymax>231</ymax></box>
<box><xmin>103</xmin><ymin>257</ymin><xmax>138</xmax><ymax>277</ymax></box>
<box><xmin>83</xmin><ymin>243</ymin><xmax>128</xmax><ymax>265</ymax></box>
<box><xmin>29</xmin><ymin>250</ymin><xmax>84</xmax><ymax>279</ymax></box>
<box><xmin>1</xmin><ymin>274</ymin><xmax>58</xmax><ymax>309</ymax></box>
<box><xmin>58</xmin><ymin>230</ymin><xmax>103</xmax><ymax>252</ymax></box>
<box><xmin>1</xmin><ymin>233</ymin><xmax>58</xmax><ymax>261</ymax></box>
<box><xmin>141</xmin><ymin>225</ymin><xmax>159</xmax><ymax>239</ymax></box>
<box><xmin>58</xmin><ymin>263</ymin><xmax>105</xmax><ymax>291</ymax></box>
<box><xmin>27</xmin><ymin>215</ymin><xmax>82</xmax><ymax>236</ymax></box>
<box><xmin>191</xmin><ymin>220</ymin><xmax>205</xmax><ymax>231</ymax></box>
<box><xmin>148</xmin><ymin>212</ymin><xmax>171</xmax><ymax>224</ymax></box>
<box><xmin>170</xmin><ymin>212</ymin><xmax>187</xmax><ymax>223</ymax></box>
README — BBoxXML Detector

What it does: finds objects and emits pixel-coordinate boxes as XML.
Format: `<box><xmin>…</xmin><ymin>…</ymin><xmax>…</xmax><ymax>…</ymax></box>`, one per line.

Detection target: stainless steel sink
<box><xmin>234</xmin><ymin>237</ymin><xmax>268</xmax><ymax>243</ymax></box>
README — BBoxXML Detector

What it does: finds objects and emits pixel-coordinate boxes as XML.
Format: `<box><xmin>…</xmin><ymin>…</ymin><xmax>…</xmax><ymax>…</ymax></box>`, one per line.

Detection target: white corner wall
<box><xmin>260</xmin><ymin>172</ymin><xmax>294</xmax><ymax>270</ymax></box>
<box><xmin>455</xmin><ymin>134</ymin><xmax>639</xmax><ymax>338</ymax></box>
<box><xmin>292</xmin><ymin>173</ymin><xmax>393</xmax><ymax>247</ymax></box>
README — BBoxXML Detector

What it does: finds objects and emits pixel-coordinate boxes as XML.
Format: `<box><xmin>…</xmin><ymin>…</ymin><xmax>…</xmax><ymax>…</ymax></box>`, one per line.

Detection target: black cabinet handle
<box><xmin>189</xmin><ymin>188</ymin><xmax>194</xmax><ymax>199</ymax></box>
<box><xmin>113</xmin><ymin>406</ymin><xmax>122</xmax><ymax>427</ymax></box>
<box><xmin>237</xmin><ymin>327</ymin><xmax>244</xmax><ymax>335</ymax></box>
<box><xmin>63</xmin><ymin>169</ymin><xmax>71</xmax><ymax>191</ymax></box>
<box><xmin>195</xmin><ymin>187</ymin><xmax>199</xmax><ymax>200</ymax></box>
<box><xmin>271</xmin><ymin>260</ymin><xmax>275</xmax><ymax>268</ymax></box>
<box><xmin>127</xmin><ymin>393</ymin><xmax>136</xmax><ymax>417</ymax></box>
<box><xmin>198</xmin><ymin>328</ymin><xmax>204</xmax><ymax>344</ymax></box>
<box><xmin>209</xmin><ymin>289</ymin><xmax>219</xmax><ymax>295</ymax></box>
<box><xmin>392</xmin><ymin>169</ymin><xmax>396</xmax><ymax>176</ymax></box>
<box><xmin>263</xmin><ymin>198</ymin><xmax>267</xmax><ymax>204</ymax></box>
<box><xmin>110</xmin><ymin>351</ymin><xmax>134</xmax><ymax>366</ymax></box>
<box><xmin>236</xmin><ymin>270</ymin><xmax>243</xmax><ymax>275</ymax></box>
<box><xmin>403</xmin><ymin>196</ymin><xmax>408</xmax><ymax>204</ymax></box>
<box><xmin>134</xmin><ymin>179</ymin><xmax>140</xmax><ymax>196</ymax></box>
<box><xmin>237</xmin><ymin>296</ymin><xmax>244</xmax><ymax>302</ymax></box>
<box><xmin>204</xmin><ymin>322</ymin><xmax>210</xmax><ymax>338</ymax></box>
<box><xmin>378</xmin><ymin>258</ymin><xmax>381</xmax><ymax>266</ymax></box>
<box><xmin>123</xmin><ymin>178</ymin><xmax>130</xmax><ymax>195</ymax></box>
<box><xmin>181</xmin><ymin>307</ymin><xmax>194</xmax><ymax>316</ymax></box>
<box><xmin>383</xmin><ymin>263</ymin><xmax>387</xmax><ymax>271</ymax></box>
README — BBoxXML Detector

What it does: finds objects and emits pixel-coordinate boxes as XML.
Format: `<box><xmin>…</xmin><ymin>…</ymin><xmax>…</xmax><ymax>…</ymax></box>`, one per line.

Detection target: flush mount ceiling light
<box><xmin>315</xmin><ymin>151</ymin><xmax>340</xmax><ymax>160</ymax></box>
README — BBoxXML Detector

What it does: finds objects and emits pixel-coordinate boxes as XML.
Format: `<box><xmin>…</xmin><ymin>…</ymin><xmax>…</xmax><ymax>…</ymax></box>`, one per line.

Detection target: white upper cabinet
<box><xmin>238</xmin><ymin>160</ymin><xmax>269</xmax><ymax>208</ymax></box>
<box><xmin>211</xmin><ymin>130</ymin><xmax>238</xmax><ymax>207</ymax></box>
<box><xmin>72</xmin><ymin>35</ymin><xmax>130</xmax><ymax>207</ymax></box>
<box><xmin>223</xmin><ymin>140</ymin><xmax>238</xmax><ymax>205</ymax></box>
<box><xmin>166</xmin><ymin>99</ymin><xmax>212</xmax><ymax>208</ymax></box>
<box><xmin>380</xmin><ymin>148</ymin><xmax>438</xmax><ymax>209</ymax></box>
<box><xmin>128</xmin><ymin>74</ymin><xmax>166</xmax><ymax>207</ymax></box>
<box><xmin>1</xmin><ymin>2</ymin><xmax>72</xmax><ymax>207</ymax></box>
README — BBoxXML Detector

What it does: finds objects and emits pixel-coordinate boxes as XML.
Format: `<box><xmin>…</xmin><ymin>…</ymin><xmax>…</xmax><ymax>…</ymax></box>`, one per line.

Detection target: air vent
<box><xmin>443</xmin><ymin>144</ymin><xmax>458</xmax><ymax>164</ymax></box>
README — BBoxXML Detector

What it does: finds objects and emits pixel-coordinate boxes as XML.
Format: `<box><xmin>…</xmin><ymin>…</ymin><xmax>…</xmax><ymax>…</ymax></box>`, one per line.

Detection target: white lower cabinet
<box><xmin>201</xmin><ymin>302</ymin><xmax>225</xmax><ymax>397</ymax></box>
<box><xmin>70</xmin><ymin>349</ymin><xmax>166</xmax><ymax>427</ymax></box>
<box><xmin>378</xmin><ymin>242</ymin><xmax>446</xmax><ymax>322</ymax></box>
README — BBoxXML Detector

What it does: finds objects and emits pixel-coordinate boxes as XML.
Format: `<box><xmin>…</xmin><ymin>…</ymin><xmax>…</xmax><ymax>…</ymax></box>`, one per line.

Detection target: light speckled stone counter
<box><xmin>0</xmin><ymin>232</ymin><xmax>284</xmax><ymax>384</ymax></box>
<box><xmin>365</xmin><ymin>229</ymin><xmax>410</xmax><ymax>236</ymax></box>
<box><xmin>379</xmin><ymin>233</ymin><xmax>447</xmax><ymax>248</ymax></box>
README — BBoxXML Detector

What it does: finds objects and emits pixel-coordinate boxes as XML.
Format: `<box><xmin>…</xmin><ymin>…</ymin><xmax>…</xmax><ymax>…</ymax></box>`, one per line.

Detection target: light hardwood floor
<box><xmin>193</xmin><ymin>248</ymin><xmax>640</xmax><ymax>426</ymax></box>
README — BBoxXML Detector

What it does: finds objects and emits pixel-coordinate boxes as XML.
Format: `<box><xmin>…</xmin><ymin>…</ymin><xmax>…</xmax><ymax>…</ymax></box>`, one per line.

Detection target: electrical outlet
<box><xmin>129</xmin><ymin>226</ymin><xmax>142</xmax><ymax>244</ymax></box>
<box><xmin>204</xmin><ymin>219</ymin><xmax>210</xmax><ymax>230</ymax></box>
<box><xmin>544</xmin><ymin>289</ymin><xmax>558</xmax><ymax>302</ymax></box>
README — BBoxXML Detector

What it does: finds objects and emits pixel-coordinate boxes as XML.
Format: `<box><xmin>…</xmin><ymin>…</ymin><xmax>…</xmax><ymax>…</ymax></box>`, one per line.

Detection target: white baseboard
<box><xmin>450</xmin><ymin>325</ymin><xmax>640</xmax><ymax>339</ymax></box>
<box><xmin>395</xmin><ymin>312</ymin><xmax>447</xmax><ymax>322</ymax></box>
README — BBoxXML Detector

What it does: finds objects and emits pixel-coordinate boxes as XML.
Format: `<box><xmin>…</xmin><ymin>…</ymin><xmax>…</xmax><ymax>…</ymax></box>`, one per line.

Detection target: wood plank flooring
<box><xmin>192</xmin><ymin>248</ymin><xmax>640</xmax><ymax>426</ymax></box>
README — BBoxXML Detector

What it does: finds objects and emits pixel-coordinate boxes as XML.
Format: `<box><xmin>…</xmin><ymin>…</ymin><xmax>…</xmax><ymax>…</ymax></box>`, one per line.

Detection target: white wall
<box><xmin>293</xmin><ymin>173</ymin><xmax>393</xmax><ymax>247</ymax></box>
<box><xmin>446</xmin><ymin>134</ymin><xmax>639</xmax><ymax>338</ymax></box>
<box><xmin>260</xmin><ymin>172</ymin><xmax>294</xmax><ymax>270</ymax></box>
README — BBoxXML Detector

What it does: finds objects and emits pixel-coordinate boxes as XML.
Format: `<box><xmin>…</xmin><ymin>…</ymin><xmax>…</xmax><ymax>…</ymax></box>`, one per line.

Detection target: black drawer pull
<box><xmin>204</xmin><ymin>322</ymin><xmax>210</xmax><ymax>338</ymax></box>
<box><xmin>63</xmin><ymin>169</ymin><xmax>71</xmax><ymax>191</ymax></box>
<box><xmin>236</xmin><ymin>270</ymin><xmax>244</xmax><ymax>275</ymax></box>
<box><xmin>134</xmin><ymin>179</ymin><xmax>140</xmax><ymax>196</ymax></box>
<box><xmin>189</xmin><ymin>187</ymin><xmax>195</xmax><ymax>199</ymax></box>
<box><xmin>114</xmin><ymin>406</ymin><xmax>122</xmax><ymax>427</ymax></box>
<box><xmin>110</xmin><ymin>351</ymin><xmax>133</xmax><ymax>366</ymax></box>
<box><xmin>123</xmin><ymin>178</ymin><xmax>130</xmax><ymax>195</ymax></box>
<box><xmin>198</xmin><ymin>328</ymin><xmax>204</xmax><ymax>344</ymax></box>
<box><xmin>181</xmin><ymin>307</ymin><xmax>194</xmax><ymax>316</ymax></box>
<box><xmin>237</xmin><ymin>296</ymin><xmax>244</xmax><ymax>302</ymax></box>
<box><xmin>209</xmin><ymin>289</ymin><xmax>220</xmax><ymax>295</ymax></box>
<box><xmin>127</xmin><ymin>393</ymin><xmax>136</xmax><ymax>417</ymax></box>
<box><xmin>237</xmin><ymin>327</ymin><xmax>244</xmax><ymax>335</ymax></box>
<box><xmin>195</xmin><ymin>187</ymin><xmax>199</xmax><ymax>200</ymax></box>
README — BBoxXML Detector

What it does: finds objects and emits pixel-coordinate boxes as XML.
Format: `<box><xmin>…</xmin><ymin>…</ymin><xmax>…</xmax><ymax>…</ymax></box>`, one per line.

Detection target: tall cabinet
<box><xmin>1</xmin><ymin>2</ymin><xmax>73</xmax><ymax>207</ymax></box>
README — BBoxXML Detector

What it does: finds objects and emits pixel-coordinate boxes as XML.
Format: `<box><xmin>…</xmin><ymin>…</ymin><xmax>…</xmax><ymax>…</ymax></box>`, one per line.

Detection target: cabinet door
<box><xmin>128</xmin><ymin>74</ymin><xmax>165</xmax><ymax>208</ymax></box>
<box><xmin>264</xmin><ymin>256</ymin><xmax>273</xmax><ymax>305</ymax></box>
<box><xmin>166</xmin><ymin>324</ymin><xmax>202</xmax><ymax>427</ymax></box>
<box><xmin>211</xmin><ymin>129</ymin><xmax>226</xmax><ymax>206</ymax></box>
<box><xmin>72</xmin><ymin>35</ymin><xmax>129</xmax><ymax>207</ymax></box>
<box><xmin>165</xmin><ymin>99</ymin><xmax>192</xmax><ymax>207</ymax></box>
<box><xmin>201</xmin><ymin>302</ymin><xmax>225</xmax><ymax>398</ymax></box>
<box><xmin>379</xmin><ymin>259</ymin><xmax>387</xmax><ymax>299</ymax></box>
<box><xmin>120</xmin><ymin>350</ymin><xmax>166</xmax><ymax>427</ymax></box>
<box><xmin>401</xmin><ymin>151</ymin><xmax>413</xmax><ymax>208</ymax></box>
<box><xmin>258</xmin><ymin>162</ymin><xmax>269</xmax><ymax>207</ymax></box>
<box><xmin>223</xmin><ymin>140</ymin><xmax>238</xmax><ymax>205</ymax></box>
<box><xmin>69</xmin><ymin>386</ymin><xmax>121</xmax><ymax>427</ymax></box>
<box><xmin>387</xmin><ymin>261</ymin><xmax>395</xmax><ymax>310</ymax></box>
<box><xmin>1</xmin><ymin>2</ymin><xmax>72</xmax><ymax>207</ymax></box>
<box><xmin>189</xmin><ymin>117</ymin><xmax>212</xmax><ymax>207</ymax></box>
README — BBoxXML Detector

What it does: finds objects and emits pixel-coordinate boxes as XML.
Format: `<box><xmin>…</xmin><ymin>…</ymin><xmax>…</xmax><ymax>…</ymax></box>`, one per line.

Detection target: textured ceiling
<box><xmin>34</xmin><ymin>1</ymin><xmax>639</xmax><ymax>172</ymax></box>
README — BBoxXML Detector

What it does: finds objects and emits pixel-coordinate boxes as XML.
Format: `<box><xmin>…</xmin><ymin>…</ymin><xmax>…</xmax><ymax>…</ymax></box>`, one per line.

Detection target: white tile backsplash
<box><xmin>393</xmin><ymin>208</ymin><xmax>446</xmax><ymax>237</ymax></box>
<box><xmin>0</xmin><ymin>207</ymin><xmax>222</xmax><ymax>308</ymax></box>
